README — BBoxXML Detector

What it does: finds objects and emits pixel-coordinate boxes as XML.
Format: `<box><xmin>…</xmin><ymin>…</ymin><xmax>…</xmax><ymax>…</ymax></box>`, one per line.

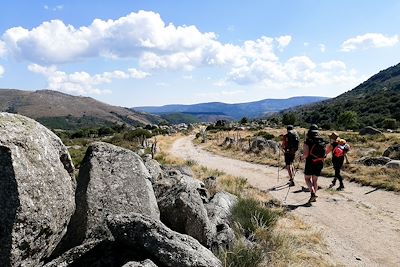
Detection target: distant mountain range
<box><xmin>280</xmin><ymin>62</ymin><xmax>400</xmax><ymax>129</ymax></box>
<box><xmin>134</xmin><ymin>96</ymin><xmax>328</xmax><ymax>122</ymax></box>
<box><xmin>0</xmin><ymin>89</ymin><xmax>162</xmax><ymax>130</ymax></box>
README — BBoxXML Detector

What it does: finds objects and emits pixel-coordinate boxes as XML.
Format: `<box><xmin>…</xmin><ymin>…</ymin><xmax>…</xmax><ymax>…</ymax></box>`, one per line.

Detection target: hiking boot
<box><xmin>337</xmin><ymin>185</ymin><xmax>344</xmax><ymax>191</ymax></box>
<box><xmin>308</xmin><ymin>194</ymin><xmax>318</xmax><ymax>203</ymax></box>
<box><xmin>288</xmin><ymin>179</ymin><xmax>295</xmax><ymax>187</ymax></box>
<box><xmin>328</xmin><ymin>183</ymin><xmax>336</xmax><ymax>189</ymax></box>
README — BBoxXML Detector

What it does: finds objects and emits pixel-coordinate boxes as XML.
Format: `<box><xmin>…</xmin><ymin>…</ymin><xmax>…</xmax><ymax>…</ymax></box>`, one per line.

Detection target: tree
<box><xmin>239</xmin><ymin>117</ymin><xmax>248</xmax><ymax>124</ymax></box>
<box><xmin>337</xmin><ymin>111</ymin><xmax>358</xmax><ymax>130</ymax></box>
<box><xmin>383</xmin><ymin>118</ymin><xmax>397</xmax><ymax>129</ymax></box>
<box><xmin>282</xmin><ymin>113</ymin><xmax>296</xmax><ymax>126</ymax></box>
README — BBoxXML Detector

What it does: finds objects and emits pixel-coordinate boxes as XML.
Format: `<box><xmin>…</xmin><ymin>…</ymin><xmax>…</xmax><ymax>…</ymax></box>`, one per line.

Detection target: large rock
<box><xmin>385</xmin><ymin>160</ymin><xmax>400</xmax><ymax>169</ymax></box>
<box><xmin>122</xmin><ymin>260</ymin><xmax>158</xmax><ymax>267</ymax></box>
<box><xmin>0</xmin><ymin>112</ymin><xmax>75</xmax><ymax>267</ymax></box>
<box><xmin>155</xmin><ymin>172</ymin><xmax>214</xmax><ymax>247</ymax></box>
<box><xmin>206</xmin><ymin>192</ymin><xmax>237</xmax><ymax>251</ymax></box>
<box><xmin>383</xmin><ymin>144</ymin><xmax>400</xmax><ymax>160</ymax></box>
<box><xmin>355</xmin><ymin>156</ymin><xmax>391</xmax><ymax>166</ymax></box>
<box><xmin>56</xmin><ymin>142</ymin><xmax>159</xmax><ymax>254</ymax></box>
<box><xmin>250</xmin><ymin>137</ymin><xmax>279</xmax><ymax>153</ymax></box>
<box><xmin>359</xmin><ymin>126</ymin><xmax>383</xmax><ymax>135</ymax></box>
<box><xmin>143</xmin><ymin>155</ymin><xmax>163</xmax><ymax>183</ymax></box>
<box><xmin>107</xmin><ymin>213</ymin><xmax>222</xmax><ymax>267</ymax></box>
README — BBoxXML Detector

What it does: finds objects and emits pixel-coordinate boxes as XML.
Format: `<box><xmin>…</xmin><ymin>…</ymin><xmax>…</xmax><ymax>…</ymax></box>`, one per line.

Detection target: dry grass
<box><xmin>201</xmin><ymin>128</ymin><xmax>400</xmax><ymax>192</ymax></box>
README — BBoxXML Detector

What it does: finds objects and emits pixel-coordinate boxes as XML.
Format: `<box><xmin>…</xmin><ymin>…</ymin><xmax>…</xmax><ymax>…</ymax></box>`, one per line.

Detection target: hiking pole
<box><xmin>277</xmin><ymin>144</ymin><xmax>281</xmax><ymax>183</ymax></box>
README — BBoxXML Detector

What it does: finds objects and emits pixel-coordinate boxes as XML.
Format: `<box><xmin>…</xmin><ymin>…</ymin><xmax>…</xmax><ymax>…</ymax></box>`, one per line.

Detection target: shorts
<box><xmin>304</xmin><ymin>158</ymin><xmax>323</xmax><ymax>176</ymax></box>
<box><xmin>284</xmin><ymin>152</ymin><xmax>295</xmax><ymax>165</ymax></box>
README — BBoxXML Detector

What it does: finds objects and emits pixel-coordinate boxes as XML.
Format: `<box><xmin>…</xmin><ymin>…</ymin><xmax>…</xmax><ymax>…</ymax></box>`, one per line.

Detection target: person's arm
<box><xmin>326</xmin><ymin>144</ymin><xmax>333</xmax><ymax>155</ymax></box>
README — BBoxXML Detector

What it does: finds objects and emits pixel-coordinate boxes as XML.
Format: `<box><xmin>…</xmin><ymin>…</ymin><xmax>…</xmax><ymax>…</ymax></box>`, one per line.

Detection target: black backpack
<box><xmin>309</xmin><ymin>137</ymin><xmax>327</xmax><ymax>162</ymax></box>
<box><xmin>286</xmin><ymin>130</ymin><xmax>299</xmax><ymax>152</ymax></box>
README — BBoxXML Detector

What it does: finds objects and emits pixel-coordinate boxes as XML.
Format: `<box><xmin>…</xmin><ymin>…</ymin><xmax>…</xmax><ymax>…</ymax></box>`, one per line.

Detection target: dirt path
<box><xmin>170</xmin><ymin>136</ymin><xmax>400</xmax><ymax>267</ymax></box>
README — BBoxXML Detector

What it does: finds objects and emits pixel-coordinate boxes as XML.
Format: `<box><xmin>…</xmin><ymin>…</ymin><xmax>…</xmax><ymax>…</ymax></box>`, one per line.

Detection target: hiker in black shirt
<box><xmin>303</xmin><ymin>125</ymin><xmax>326</xmax><ymax>203</ymax></box>
<box><xmin>281</xmin><ymin>125</ymin><xmax>299</xmax><ymax>187</ymax></box>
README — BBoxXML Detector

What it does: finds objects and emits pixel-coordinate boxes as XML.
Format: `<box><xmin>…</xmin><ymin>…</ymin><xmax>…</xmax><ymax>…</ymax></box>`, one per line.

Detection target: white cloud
<box><xmin>276</xmin><ymin>35</ymin><xmax>292</xmax><ymax>49</ymax></box>
<box><xmin>44</xmin><ymin>4</ymin><xmax>63</xmax><ymax>11</ymax></box>
<box><xmin>320</xmin><ymin>60</ymin><xmax>346</xmax><ymax>70</ymax></box>
<box><xmin>28</xmin><ymin>64</ymin><xmax>148</xmax><ymax>95</ymax></box>
<box><xmin>183</xmin><ymin>75</ymin><xmax>193</xmax><ymax>80</ymax></box>
<box><xmin>0</xmin><ymin>65</ymin><xmax>4</xmax><ymax>77</ymax></box>
<box><xmin>319</xmin><ymin>44</ymin><xmax>326</xmax><ymax>53</ymax></box>
<box><xmin>341</xmin><ymin>33</ymin><xmax>399</xmax><ymax>52</ymax></box>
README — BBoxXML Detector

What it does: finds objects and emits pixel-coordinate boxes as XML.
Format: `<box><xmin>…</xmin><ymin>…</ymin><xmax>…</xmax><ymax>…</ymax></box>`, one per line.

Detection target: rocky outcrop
<box><xmin>359</xmin><ymin>126</ymin><xmax>383</xmax><ymax>135</ymax></box>
<box><xmin>383</xmin><ymin>144</ymin><xmax>400</xmax><ymax>160</ymax></box>
<box><xmin>250</xmin><ymin>137</ymin><xmax>279</xmax><ymax>153</ymax></box>
<box><xmin>206</xmin><ymin>192</ymin><xmax>238</xmax><ymax>251</ymax></box>
<box><xmin>107</xmin><ymin>213</ymin><xmax>222</xmax><ymax>267</ymax></box>
<box><xmin>122</xmin><ymin>260</ymin><xmax>158</xmax><ymax>267</ymax></box>
<box><xmin>143</xmin><ymin>155</ymin><xmax>163</xmax><ymax>183</ymax></box>
<box><xmin>385</xmin><ymin>160</ymin><xmax>400</xmax><ymax>169</ymax></box>
<box><xmin>155</xmin><ymin>171</ymin><xmax>214</xmax><ymax>247</ymax></box>
<box><xmin>0</xmin><ymin>112</ymin><xmax>76</xmax><ymax>267</ymax></box>
<box><xmin>355</xmin><ymin>156</ymin><xmax>391</xmax><ymax>166</ymax></box>
<box><xmin>56</xmin><ymin>142</ymin><xmax>159</xmax><ymax>254</ymax></box>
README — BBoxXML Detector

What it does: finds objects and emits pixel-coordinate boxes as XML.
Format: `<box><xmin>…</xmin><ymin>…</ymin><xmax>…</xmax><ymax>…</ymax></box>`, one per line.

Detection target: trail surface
<box><xmin>170</xmin><ymin>136</ymin><xmax>400</xmax><ymax>267</ymax></box>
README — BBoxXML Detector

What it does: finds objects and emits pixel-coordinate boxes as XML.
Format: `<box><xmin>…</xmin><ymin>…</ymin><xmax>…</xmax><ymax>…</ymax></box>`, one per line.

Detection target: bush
<box><xmin>232</xmin><ymin>198</ymin><xmax>280</xmax><ymax>235</ymax></box>
<box><xmin>218</xmin><ymin>240</ymin><xmax>264</xmax><ymax>267</ymax></box>
<box><xmin>254</xmin><ymin>131</ymin><xmax>275</xmax><ymax>140</ymax></box>
<box><xmin>123</xmin><ymin>129</ymin><xmax>152</xmax><ymax>141</ymax></box>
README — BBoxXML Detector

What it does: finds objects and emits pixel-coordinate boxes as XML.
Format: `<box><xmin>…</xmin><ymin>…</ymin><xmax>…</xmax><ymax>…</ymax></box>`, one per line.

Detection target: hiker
<box><xmin>326</xmin><ymin>133</ymin><xmax>350</xmax><ymax>190</ymax></box>
<box><xmin>281</xmin><ymin>125</ymin><xmax>299</xmax><ymax>186</ymax></box>
<box><xmin>302</xmin><ymin>124</ymin><xmax>326</xmax><ymax>203</ymax></box>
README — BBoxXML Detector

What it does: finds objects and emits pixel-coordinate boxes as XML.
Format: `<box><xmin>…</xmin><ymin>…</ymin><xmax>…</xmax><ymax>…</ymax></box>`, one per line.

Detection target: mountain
<box><xmin>279</xmin><ymin>63</ymin><xmax>400</xmax><ymax>129</ymax></box>
<box><xmin>134</xmin><ymin>96</ymin><xmax>328</xmax><ymax>121</ymax></box>
<box><xmin>0</xmin><ymin>89</ymin><xmax>161</xmax><ymax>130</ymax></box>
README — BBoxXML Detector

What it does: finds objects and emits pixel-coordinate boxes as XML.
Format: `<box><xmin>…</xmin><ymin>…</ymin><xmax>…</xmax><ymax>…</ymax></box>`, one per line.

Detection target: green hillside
<box><xmin>279</xmin><ymin>63</ymin><xmax>400</xmax><ymax>130</ymax></box>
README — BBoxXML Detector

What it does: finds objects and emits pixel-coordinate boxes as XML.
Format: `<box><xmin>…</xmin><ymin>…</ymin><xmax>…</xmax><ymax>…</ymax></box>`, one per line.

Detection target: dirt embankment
<box><xmin>170</xmin><ymin>136</ymin><xmax>400</xmax><ymax>267</ymax></box>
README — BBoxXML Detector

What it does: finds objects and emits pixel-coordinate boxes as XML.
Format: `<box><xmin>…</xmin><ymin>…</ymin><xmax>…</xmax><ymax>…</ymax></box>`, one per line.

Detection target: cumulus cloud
<box><xmin>320</xmin><ymin>60</ymin><xmax>346</xmax><ymax>70</ymax></box>
<box><xmin>44</xmin><ymin>5</ymin><xmax>63</xmax><ymax>11</ymax></box>
<box><xmin>341</xmin><ymin>33</ymin><xmax>399</xmax><ymax>52</ymax></box>
<box><xmin>28</xmin><ymin>63</ymin><xmax>149</xmax><ymax>95</ymax></box>
<box><xmin>319</xmin><ymin>44</ymin><xmax>326</xmax><ymax>53</ymax></box>
<box><xmin>0</xmin><ymin>65</ymin><xmax>4</xmax><ymax>77</ymax></box>
<box><xmin>276</xmin><ymin>35</ymin><xmax>292</xmax><ymax>50</ymax></box>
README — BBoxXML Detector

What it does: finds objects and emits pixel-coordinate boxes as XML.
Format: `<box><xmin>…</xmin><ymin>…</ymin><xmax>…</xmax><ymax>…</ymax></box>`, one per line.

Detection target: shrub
<box><xmin>254</xmin><ymin>131</ymin><xmax>275</xmax><ymax>140</ymax></box>
<box><xmin>123</xmin><ymin>129</ymin><xmax>152</xmax><ymax>141</ymax></box>
<box><xmin>232</xmin><ymin>198</ymin><xmax>280</xmax><ymax>235</ymax></box>
<box><xmin>218</xmin><ymin>240</ymin><xmax>264</xmax><ymax>267</ymax></box>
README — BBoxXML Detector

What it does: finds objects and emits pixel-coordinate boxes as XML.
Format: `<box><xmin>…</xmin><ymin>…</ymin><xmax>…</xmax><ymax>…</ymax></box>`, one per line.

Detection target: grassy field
<box><xmin>200</xmin><ymin>128</ymin><xmax>400</xmax><ymax>192</ymax></box>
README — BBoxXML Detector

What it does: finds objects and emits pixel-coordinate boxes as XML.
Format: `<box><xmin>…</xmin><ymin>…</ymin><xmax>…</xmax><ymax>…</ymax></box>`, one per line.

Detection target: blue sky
<box><xmin>0</xmin><ymin>1</ymin><xmax>399</xmax><ymax>107</ymax></box>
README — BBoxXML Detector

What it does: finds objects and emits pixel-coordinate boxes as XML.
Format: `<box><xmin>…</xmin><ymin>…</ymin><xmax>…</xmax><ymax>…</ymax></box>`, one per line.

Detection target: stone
<box><xmin>155</xmin><ymin>174</ymin><xmax>214</xmax><ymax>247</ymax></box>
<box><xmin>385</xmin><ymin>160</ymin><xmax>400</xmax><ymax>169</ymax></box>
<box><xmin>0</xmin><ymin>112</ymin><xmax>76</xmax><ymax>267</ymax></box>
<box><xmin>143</xmin><ymin>157</ymin><xmax>163</xmax><ymax>183</ymax></box>
<box><xmin>206</xmin><ymin>192</ymin><xmax>238</xmax><ymax>251</ymax></box>
<box><xmin>55</xmin><ymin>142</ymin><xmax>159</xmax><ymax>254</ymax></box>
<box><xmin>383</xmin><ymin>144</ymin><xmax>400</xmax><ymax>160</ymax></box>
<box><xmin>359</xmin><ymin>126</ymin><xmax>383</xmax><ymax>135</ymax></box>
<box><xmin>122</xmin><ymin>259</ymin><xmax>158</xmax><ymax>267</ymax></box>
<box><xmin>107</xmin><ymin>213</ymin><xmax>222</xmax><ymax>267</ymax></box>
<box><xmin>250</xmin><ymin>137</ymin><xmax>279</xmax><ymax>153</ymax></box>
<box><xmin>355</xmin><ymin>156</ymin><xmax>391</xmax><ymax>166</ymax></box>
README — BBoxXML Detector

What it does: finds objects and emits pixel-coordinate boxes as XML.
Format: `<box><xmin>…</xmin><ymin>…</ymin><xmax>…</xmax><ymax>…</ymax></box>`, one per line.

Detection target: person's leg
<box><xmin>336</xmin><ymin>158</ymin><xmax>345</xmax><ymax>190</ymax></box>
<box><xmin>311</xmin><ymin>175</ymin><xmax>318</xmax><ymax>194</ymax></box>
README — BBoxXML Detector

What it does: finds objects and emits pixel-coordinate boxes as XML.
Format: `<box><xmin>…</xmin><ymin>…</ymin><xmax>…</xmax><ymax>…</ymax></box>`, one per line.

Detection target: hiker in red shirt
<box><xmin>326</xmin><ymin>132</ymin><xmax>350</xmax><ymax>191</ymax></box>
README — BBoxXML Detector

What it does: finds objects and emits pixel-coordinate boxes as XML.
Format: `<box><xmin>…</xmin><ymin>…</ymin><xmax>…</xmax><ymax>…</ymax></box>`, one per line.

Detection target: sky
<box><xmin>0</xmin><ymin>1</ymin><xmax>399</xmax><ymax>107</ymax></box>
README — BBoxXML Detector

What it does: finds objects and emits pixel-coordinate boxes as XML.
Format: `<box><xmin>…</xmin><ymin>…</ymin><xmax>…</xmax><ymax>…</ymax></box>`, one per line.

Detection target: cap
<box><xmin>338</xmin><ymin>138</ymin><xmax>346</xmax><ymax>145</ymax></box>
<box><xmin>287</xmin><ymin>125</ymin><xmax>294</xmax><ymax>131</ymax></box>
<box><xmin>309</xmin><ymin>124</ymin><xmax>318</xmax><ymax>131</ymax></box>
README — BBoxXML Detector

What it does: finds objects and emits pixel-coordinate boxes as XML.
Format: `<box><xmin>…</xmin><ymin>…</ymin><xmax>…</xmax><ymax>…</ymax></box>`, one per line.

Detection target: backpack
<box><xmin>286</xmin><ymin>130</ymin><xmax>299</xmax><ymax>153</ymax></box>
<box><xmin>309</xmin><ymin>137</ymin><xmax>327</xmax><ymax>163</ymax></box>
<box><xmin>333</xmin><ymin>144</ymin><xmax>349</xmax><ymax>158</ymax></box>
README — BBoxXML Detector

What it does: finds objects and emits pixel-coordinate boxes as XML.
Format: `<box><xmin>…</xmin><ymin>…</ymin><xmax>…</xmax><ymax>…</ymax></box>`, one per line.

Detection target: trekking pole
<box><xmin>277</xmin><ymin>144</ymin><xmax>281</xmax><ymax>183</ymax></box>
